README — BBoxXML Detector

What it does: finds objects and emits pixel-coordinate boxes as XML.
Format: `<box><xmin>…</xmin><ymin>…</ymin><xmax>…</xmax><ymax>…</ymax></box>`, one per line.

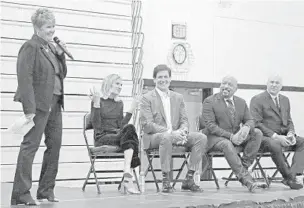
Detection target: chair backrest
<box><xmin>84</xmin><ymin>113</ymin><xmax>93</xmax><ymax>131</ymax></box>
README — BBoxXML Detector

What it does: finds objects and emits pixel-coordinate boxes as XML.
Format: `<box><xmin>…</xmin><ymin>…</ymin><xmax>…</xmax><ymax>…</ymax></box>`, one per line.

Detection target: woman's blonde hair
<box><xmin>31</xmin><ymin>8</ymin><xmax>55</xmax><ymax>30</ymax></box>
<box><xmin>101</xmin><ymin>74</ymin><xmax>122</xmax><ymax>101</ymax></box>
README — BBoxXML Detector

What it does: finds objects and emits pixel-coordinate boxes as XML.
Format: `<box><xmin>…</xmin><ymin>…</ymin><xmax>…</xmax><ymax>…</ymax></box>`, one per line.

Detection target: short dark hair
<box><xmin>153</xmin><ymin>64</ymin><xmax>172</xmax><ymax>78</ymax></box>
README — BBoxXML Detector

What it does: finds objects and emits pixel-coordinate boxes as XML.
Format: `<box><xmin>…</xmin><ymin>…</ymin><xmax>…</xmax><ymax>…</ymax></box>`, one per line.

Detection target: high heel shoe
<box><xmin>119</xmin><ymin>173</ymin><xmax>140</xmax><ymax>195</ymax></box>
<box><xmin>119</xmin><ymin>181</ymin><xmax>140</xmax><ymax>195</ymax></box>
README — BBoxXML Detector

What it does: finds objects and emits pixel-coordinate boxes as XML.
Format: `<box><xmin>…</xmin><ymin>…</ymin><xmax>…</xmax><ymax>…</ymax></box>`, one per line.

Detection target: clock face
<box><xmin>172</xmin><ymin>44</ymin><xmax>187</xmax><ymax>65</ymax></box>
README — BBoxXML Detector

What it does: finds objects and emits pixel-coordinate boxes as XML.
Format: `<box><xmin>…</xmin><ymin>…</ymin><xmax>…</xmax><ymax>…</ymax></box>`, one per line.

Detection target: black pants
<box><xmin>94</xmin><ymin>124</ymin><xmax>140</xmax><ymax>168</ymax></box>
<box><xmin>11</xmin><ymin>95</ymin><xmax>62</xmax><ymax>200</ymax></box>
<box><xmin>260</xmin><ymin>136</ymin><xmax>304</xmax><ymax>180</ymax></box>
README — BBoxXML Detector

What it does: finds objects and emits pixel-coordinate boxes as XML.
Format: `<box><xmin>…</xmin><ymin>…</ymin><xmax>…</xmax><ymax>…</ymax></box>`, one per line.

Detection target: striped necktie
<box><xmin>226</xmin><ymin>99</ymin><xmax>236</xmax><ymax>121</ymax></box>
<box><xmin>274</xmin><ymin>97</ymin><xmax>280</xmax><ymax>112</ymax></box>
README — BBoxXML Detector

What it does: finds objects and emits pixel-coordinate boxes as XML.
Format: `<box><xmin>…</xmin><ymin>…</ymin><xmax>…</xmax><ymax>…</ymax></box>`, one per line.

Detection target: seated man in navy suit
<box><xmin>202</xmin><ymin>76</ymin><xmax>263</xmax><ymax>192</ymax></box>
<box><xmin>250</xmin><ymin>75</ymin><xmax>303</xmax><ymax>189</ymax></box>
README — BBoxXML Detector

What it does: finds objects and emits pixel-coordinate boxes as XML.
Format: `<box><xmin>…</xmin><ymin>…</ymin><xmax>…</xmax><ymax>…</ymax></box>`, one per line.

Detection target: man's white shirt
<box><xmin>268</xmin><ymin>93</ymin><xmax>280</xmax><ymax>108</ymax></box>
<box><xmin>155</xmin><ymin>88</ymin><xmax>172</xmax><ymax>133</ymax></box>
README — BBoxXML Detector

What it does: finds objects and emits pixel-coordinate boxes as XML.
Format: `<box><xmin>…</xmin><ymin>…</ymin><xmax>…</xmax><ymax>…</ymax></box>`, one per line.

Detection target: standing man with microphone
<box><xmin>11</xmin><ymin>8</ymin><xmax>70</xmax><ymax>205</ymax></box>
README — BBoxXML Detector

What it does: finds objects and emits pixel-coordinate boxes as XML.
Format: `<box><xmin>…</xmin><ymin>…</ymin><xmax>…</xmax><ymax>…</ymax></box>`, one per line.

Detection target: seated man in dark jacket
<box><xmin>250</xmin><ymin>75</ymin><xmax>303</xmax><ymax>190</ymax></box>
<box><xmin>202</xmin><ymin>76</ymin><xmax>263</xmax><ymax>192</ymax></box>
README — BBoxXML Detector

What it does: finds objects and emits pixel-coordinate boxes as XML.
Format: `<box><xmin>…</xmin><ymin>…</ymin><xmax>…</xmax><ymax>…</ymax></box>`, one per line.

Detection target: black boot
<box><xmin>181</xmin><ymin>170</ymin><xmax>203</xmax><ymax>192</ymax></box>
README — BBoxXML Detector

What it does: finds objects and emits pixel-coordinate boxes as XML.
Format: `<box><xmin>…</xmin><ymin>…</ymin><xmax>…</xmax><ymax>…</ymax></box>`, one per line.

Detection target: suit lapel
<box><xmin>40</xmin><ymin>46</ymin><xmax>56</xmax><ymax>71</ymax></box>
<box><xmin>33</xmin><ymin>35</ymin><xmax>56</xmax><ymax>72</ymax></box>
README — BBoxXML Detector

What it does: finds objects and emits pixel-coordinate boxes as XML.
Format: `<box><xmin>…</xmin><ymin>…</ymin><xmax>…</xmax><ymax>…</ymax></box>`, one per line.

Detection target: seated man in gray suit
<box><xmin>250</xmin><ymin>75</ymin><xmax>303</xmax><ymax>189</ymax></box>
<box><xmin>140</xmin><ymin>64</ymin><xmax>207</xmax><ymax>193</ymax></box>
<box><xmin>202</xmin><ymin>76</ymin><xmax>262</xmax><ymax>192</ymax></box>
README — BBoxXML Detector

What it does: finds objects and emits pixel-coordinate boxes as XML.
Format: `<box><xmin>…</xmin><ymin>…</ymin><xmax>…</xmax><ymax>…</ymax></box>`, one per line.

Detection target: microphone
<box><xmin>53</xmin><ymin>36</ymin><xmax>74</xmax><ymax>60</ymax></box>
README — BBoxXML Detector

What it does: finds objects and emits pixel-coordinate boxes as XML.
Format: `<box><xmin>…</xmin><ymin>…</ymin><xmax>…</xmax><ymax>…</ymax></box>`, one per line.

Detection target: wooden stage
<box><xmin>1</xmin><ymin>180</ymin><xmax>304</xmax><ymax>208</ymax></box>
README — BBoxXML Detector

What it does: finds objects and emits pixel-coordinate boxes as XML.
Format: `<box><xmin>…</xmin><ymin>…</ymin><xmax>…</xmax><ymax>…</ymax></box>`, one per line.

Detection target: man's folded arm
<box><xmin>242</xmin><ymin>103</ymin><xmax>255</xmax><ymax>130</ymax></box>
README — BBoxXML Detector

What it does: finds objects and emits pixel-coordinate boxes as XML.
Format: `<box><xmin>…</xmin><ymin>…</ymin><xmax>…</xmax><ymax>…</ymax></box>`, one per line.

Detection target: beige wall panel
<box><xmin>1</xmin><ymin>2</ymin><xmax>131</xmax><ymax>31</ymax></box>
<box><xmin>1</xmin><ymin>39</ymin><xmax>132</xmax><ymax>64</ymax></box>
<box><xmin>1</xmin><ymin>111</ymin><xmax>84</xmax><ymax>129</ymax></box>
<box><xmin>1</xmin><ymin>21</ymin><xmax>132</xmax><ymax>48</ymax></box>
<box><xmin>1</xmin><ymin>0</ymin><xmax>132</xmax><ymax>17</ymax></box>
<box><xmin>1</xmin><ymin>74</ymin><xmax>133</xmax><ymax>96</ymax></box>
<box><xmin>1</xmin><ymin>94</ymin><xmax>133</xmax><ymax>112</ymax></box>
<box><xmin>1</xmin><ymin>57</ymin><xmax>133</xmax><ymax>80</ymax></box>
<box><xmin>1</xmin><ymin>161</ymin><xmax>125</xmax><ymax>182</ymax></box>
<box><xmin>1</xmin><ymin>129</ymin><xmax>93</xmax><ymax>147</ymax></box>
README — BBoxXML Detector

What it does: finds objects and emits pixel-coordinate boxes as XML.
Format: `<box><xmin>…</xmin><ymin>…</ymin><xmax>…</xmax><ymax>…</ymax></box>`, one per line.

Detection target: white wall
<box><xmin>141</xmin><ymin>0</ymin><xmax>304</xmax><ymax>86</ymax></box>
<box><xmin>141</xmin><ymin>0</ymin><xmax>304</xmax><ymax>138</ymax></box>
<box><xmin>141</xmin><ymin>0</ymin><xmax>304</xmax><ymax>179</ymax></box>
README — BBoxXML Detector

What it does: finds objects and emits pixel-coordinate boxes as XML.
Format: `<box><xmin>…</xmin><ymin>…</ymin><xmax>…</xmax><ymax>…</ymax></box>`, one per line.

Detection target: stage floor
<box><xmin>1</xmin><ymin>181</ymin><xmax>304</xmax><ymax>208</ymax></box>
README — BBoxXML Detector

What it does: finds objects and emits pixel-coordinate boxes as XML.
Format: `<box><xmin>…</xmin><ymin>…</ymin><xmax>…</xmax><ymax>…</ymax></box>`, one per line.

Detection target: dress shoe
<box><xmin>281</xmin><ymin>178</ymin><xmax>303</xmax><ymax>190</ymax></box>
<box><xmin>181</xmin><ymin>178</ymin><xmax>203</xmax><ymax>192</ymax></box>
<box><xmin>162</xmin><ymin>180</ymin><xmax>174</xmax><ymax>193</ymax></box>
<box><xmin>245</xmin><ymin>181</ymin><xmax>259</xmax><ymax>192</ymax></box>
<box><xmin>240</xmin><ymin>177</ymin><xmax>258</xmax><ymax>192</ymax></box>
<box><xmin>11</xmin><ymin>194</ymin><xmax>40</xmax><ymax>206</ymax></box>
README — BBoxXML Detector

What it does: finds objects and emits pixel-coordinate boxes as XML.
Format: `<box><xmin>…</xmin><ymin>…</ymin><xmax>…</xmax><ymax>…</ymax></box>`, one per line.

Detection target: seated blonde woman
<box><xmin>89</xmin><ymin>74</ymin><xmax>141</xmax><ymax>194</ymax></box>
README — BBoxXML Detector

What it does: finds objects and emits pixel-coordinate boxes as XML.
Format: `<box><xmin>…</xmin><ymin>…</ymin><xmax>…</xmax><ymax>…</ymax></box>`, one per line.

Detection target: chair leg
<box><xmin>211</xmin><ymin>165</ymin><xmax>220</xmax><ymax>189</ymax></box>
<box><xmin>284</xmin><ymin>153</ymin><xmax>291</xmax><ymax>168</ymax></box>
<box><xmin>91</xmin><ymin>157</ymin><xmax>101</xmax><ymax>194</ymax></box>
<box><xmin>133</xmin><ymin>169</ymin><xmax>141</xmax><ymax>192</ymax></box>
<box><xmin>256</xmin><ymin>159</ymin><xmax>270</xmax><ymax>187</ymax></box>
<box><xmin>224</xmin><ymin>171</ymin><xmax>234</xmax><ymax>187</ymax></box>
<box><xmin>270</xmin><ymin>152</ymin><xmax>291</xmax><ymax>182</ymax></box>
<box><xmin>146</xmin><ymin>152</ymin><xmax>160</xmax><ymax>192</ymax></box>
<box><xmin>118</xmin><ymin>175</ymin><xmax>124</xmax><ymax>191</ymax></box>
<box><xmin>205</xmin><ymin>155</ymin><xmax>220</xmax><ymax>189</ymax></box>
<box><xmin>172</xmin><ymin>154</ymin><xmax>188</xmax><ymax>188</ymax></box>
<box><xmin>82</xmin><ymin>162</ymin><xmax>93</xmax><ymax>191</ymax></box>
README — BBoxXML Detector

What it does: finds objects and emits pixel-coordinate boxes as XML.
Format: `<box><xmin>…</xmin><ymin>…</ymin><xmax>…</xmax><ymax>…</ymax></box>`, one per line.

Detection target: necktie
<box><xmin>274</xmin><ymin>97</ymin><xmax>280</xmax><ymax>111</ymax></box>
<box><xmin>226</xmin><ymin>99</ymin><xmax>236</xmax><ymax>121</ymax></box>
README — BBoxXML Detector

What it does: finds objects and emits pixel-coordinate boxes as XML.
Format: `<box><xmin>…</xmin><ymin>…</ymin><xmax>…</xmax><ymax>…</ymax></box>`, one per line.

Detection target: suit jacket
<box><xmin>14</xmin><ymin>34</ymin><xmax>67</xmax><ymax>114</ymax></box>
<box><xmin>140</xmin><ymin>88</ymin><xmax>189</xmax><ymax>148</ymax></box>
<box><xmin>250</xmin><ymin>91</ymin><xmax>295</xmax><ymax>137</ymax></box>
<box><xmin>202</xmin><ymin>93</ymin><xmax>254</xmax><ymax>148</ymax></box>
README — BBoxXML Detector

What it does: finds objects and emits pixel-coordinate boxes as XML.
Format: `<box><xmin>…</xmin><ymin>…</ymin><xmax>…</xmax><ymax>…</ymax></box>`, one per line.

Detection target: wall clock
<box><xmin>172</xmin><ymin>44</ymin><xmax>187</xmax><ymax>65</ymax></box>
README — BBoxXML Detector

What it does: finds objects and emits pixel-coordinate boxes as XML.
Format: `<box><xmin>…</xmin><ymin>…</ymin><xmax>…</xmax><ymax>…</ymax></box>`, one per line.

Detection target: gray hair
<box><xmin>31</xmin><ymin>8</ymin><xmax>55</xmax><ymax>29</ymax></box>
<box><xmin>222</xmin><ymin>75</ymin><xmax>238</xmax><ymax>85</ymax></box>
